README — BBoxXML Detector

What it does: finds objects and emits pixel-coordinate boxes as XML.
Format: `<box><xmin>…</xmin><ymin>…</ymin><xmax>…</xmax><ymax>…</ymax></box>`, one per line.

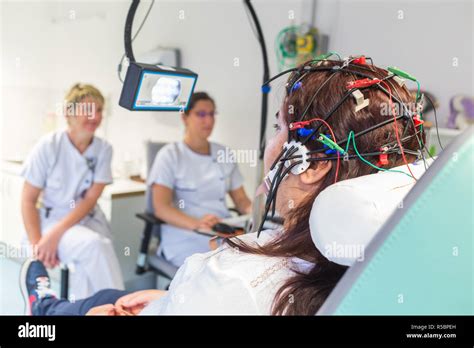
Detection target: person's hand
<box><xmin>196</xmin><ymin>214</ymin><xmax>221</xmax><ymax>230</ymax></box>
<box><xmin>115</xmin><ymin>290</ymin><xmax>167</xmax><ymax>315</ymax></box>
<box><xmin>86</xmin><ymin>304</ymin><xmax>117</xmax><ymax>316</ymax></box>
<box><xmin>35</xmin><ymin>228</ymin><xmax>62</xmax><ymax>269</ymax></box>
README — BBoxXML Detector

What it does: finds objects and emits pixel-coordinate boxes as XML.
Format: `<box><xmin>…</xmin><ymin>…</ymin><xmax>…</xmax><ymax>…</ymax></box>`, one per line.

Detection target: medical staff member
<box><xmin>147</xmin><ymin>92</ymin><xmax>252</xmax><ymax>266</ymax></box>
<box><xmin>21</xmin><ymin>83</ymin><xmax>124</xmax><ymax>300</ymax></box>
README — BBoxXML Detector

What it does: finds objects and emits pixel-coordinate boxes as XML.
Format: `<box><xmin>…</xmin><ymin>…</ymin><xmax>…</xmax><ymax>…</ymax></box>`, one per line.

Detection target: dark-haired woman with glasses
<box><xmin>146</xmin><ymin>92</ymin><xmax>252</xmax><ymax>266</ymax></box>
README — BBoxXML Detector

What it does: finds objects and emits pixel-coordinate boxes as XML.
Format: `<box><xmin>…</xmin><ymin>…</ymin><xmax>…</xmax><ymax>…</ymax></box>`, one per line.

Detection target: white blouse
<box><xmin>21</xmin><ymin>130</ymin><xmax>113</xmax><ymax>236</ymax></box>
<box><xmin>140</xmin><ymin>229</ymin><xmax>314</xmax><ymax>315</ymax></box>
<box><xmin>146</xmin><ymin>141</ymin><xmax>244</xmax><ymax>266</ymax></box>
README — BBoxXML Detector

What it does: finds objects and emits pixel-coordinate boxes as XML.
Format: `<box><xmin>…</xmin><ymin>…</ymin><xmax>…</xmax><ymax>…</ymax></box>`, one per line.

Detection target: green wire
<box><xmin>414</xmin><ymin>80</ymin><xmax>424</xmax><ymax>134</ymax></box>
<box><xmin>345</xmin><ymin>131</ymin><xmax>413</xmax><ymax>178</ymax></box>
<box><xmin>310</xmin><ymin>51</ymin><xmax>341</xmax><ymax>64</ymax></box>
<box><xmin>388</xmin><ymin>75</ymin><xmax>425</xmax><ymax>158</ymax></box>
<box><xmin>317</xmin><ymin>133</ymin><xmax>346</xmax><ymax>154</ymax></box>
<box><xmin>328</xmin><ymin>51</ymin><xmax>342</xmax><ymax>60</ymax></box>
<box><xmin>344</xmin><ymin>131</ymin><xmax>353</xmax><ymax>153</ymax></box>
<box><xmin>415</xmin><ymin>80</ymin><xmax>421</xmax><ymax>104</ymax></box>
<box><xmin>387</xmin><ymin>66</ymin><xmax>417</xmax><ymax>81</ymax></box>
<box><xmin>408</xmin><ymin>80</ymin><xmax>425</xmax><ymax>145</ymax></box>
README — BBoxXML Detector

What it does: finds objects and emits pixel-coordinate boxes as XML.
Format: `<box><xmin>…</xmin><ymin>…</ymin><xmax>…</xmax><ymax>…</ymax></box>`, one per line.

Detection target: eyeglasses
<box><xmin>194</xmin><ymin>110</ymin><xmax>217</xmax><ymax>118</ymax></box>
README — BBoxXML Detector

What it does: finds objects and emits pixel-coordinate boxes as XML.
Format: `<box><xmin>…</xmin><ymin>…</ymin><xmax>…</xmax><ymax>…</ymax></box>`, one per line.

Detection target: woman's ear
<box><xmin>299</xmin><ymin>158</ymin><xmax>332</xmax><ymax>185</ymax></box>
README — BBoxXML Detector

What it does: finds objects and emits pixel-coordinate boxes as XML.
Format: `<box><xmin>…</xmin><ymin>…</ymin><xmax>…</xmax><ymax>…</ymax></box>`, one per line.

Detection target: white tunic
<box><xmin>21</xmin><ymin>129</ymin><xmax>113</xmax><ymax>237</ymax></box>
<box><xmin>20</xmin><ymin>130</ymin><xmax>124</xmax><ymax>299</ymax></box>
<box><xmin>146</xmin><ymin>141</ymin><xmax>244</xmax><ymax>266</ymax></box>
<box><xmin>140</xmin><ymin>229</ymin><xmax>314</xmax><ymax>315</ymax></box>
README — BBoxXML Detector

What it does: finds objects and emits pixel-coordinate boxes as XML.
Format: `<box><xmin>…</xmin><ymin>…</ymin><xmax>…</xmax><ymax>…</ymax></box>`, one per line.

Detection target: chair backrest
<box><xmin>145</xmin><ymin>141</ymin><xmax>168</xmax><ymax>214</ymax></box>
<box><xmin>317</xmin><ymin>126</ymin><xmax>473</xmax><ymax>315</ymax></box>
<box><xmin>138</xmin><ymin>140</ymin><xmax>178</xmax><ymax>278</ymax></box>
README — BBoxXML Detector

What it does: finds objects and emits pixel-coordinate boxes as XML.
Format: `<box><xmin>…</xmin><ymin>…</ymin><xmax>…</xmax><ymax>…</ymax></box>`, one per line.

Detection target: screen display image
<box><xmin>134</xmin><ymin>71</ymin><xmax>196</xmax><ymax>111</ymax></box>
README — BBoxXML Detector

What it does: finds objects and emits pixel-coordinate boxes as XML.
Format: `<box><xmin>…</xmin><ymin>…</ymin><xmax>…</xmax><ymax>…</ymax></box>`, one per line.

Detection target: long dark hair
<box><xmin>226</xmin><ymin>60</ymin><xmax>424</xmax><ymax>315</ymax></box>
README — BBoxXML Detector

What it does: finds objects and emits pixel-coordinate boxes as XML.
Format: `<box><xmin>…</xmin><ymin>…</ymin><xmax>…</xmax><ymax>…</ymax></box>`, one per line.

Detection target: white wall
<box><xmin>1</xmin><ymin>0</ymin><xmax>473</xmax><ymax>195</ymax></box>
<box><xmin>1</xmin><ymin>0</ymin><xmax>310</xmax><ymax>195</ymax></box>
<box><xmin>314</xmin><ymin>0</ymin><xmax>473</xmax><ymax>125</ymax></box>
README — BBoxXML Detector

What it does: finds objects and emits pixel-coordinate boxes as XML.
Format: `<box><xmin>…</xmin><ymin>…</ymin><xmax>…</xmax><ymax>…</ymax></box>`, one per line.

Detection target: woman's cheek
<box><xmin>263</xmin><ymin>137</ymin><xmax>278</xmax><ymax>173</ymax></box>
<box><xmin>275</xmin><ymin>178</ymin><xmax>291</xmax><ymax>217</ymax></box>
<box><xmin>264</xmin><ymin>131</ymin><xmax>287</xmax><ymax>173</ymax></box>
<box><xmin>94</xmin><ymin>113</ymin><xmax>103</xmax><ymax>124</ymax></box>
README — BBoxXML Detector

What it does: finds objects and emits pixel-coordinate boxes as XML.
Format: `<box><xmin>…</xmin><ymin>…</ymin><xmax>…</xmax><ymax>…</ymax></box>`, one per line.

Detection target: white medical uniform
<box><xmin>140</xmin><ymin>229</ymin><xmax>314</xmax><ymax>315</ymax></box>
<box><xmin>21</xmin><ymin>130</ymin><xmax>124</xmax><ymax>300</ymax></box>
<box><xmin>146</xmin><ymin>141</ymin><xmax>244</xmax><ymax>267</ymax></box>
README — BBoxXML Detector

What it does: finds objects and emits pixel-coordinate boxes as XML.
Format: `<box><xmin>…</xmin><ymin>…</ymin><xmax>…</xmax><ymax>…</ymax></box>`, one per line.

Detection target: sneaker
<box><xmin>20</xmin><ymin>259</ymin><xmax>57</xmax><ymax>315</ymax></box>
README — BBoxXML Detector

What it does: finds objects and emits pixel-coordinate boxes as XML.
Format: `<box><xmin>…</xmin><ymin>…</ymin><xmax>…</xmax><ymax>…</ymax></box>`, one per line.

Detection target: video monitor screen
<box><xmin>134</xmin><ymin>69</ymin><xmax>197</xmax><ymax>111</ymax></box>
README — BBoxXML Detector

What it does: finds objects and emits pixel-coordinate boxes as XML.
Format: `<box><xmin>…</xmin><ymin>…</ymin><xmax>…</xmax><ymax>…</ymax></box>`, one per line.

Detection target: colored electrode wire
<box><xmin>307</xmin><ymin>113</ymin><xmax>407</xmax><ymax>156</ymax></box>
<box><xmin>270</xmin><ymin>160</ymin><xmax>303</xmax><ymax>218</ymax></box>
<box><xmin>345</xmin><ymin>131</ymin><xmax>414</xmax><ymax>178</ymax></box>
<box><xmin>297</xmin><ymin>90</ymin><xmax>354</xmax><ymax>145</ymax></box>
<box><xmin>294</xmin><ymin>68</ymin><xmax>406</xmax><ymax>137</ymax></box>
<box><xmin>286</xmin><ymin>128</ymin><xmax>420</xmax><ymax>179</ymax></box>
<box><xmin>258</xmin><ymin>56</ymin><xmax>431</xmax><ymax>235</ymax></box>
<box><xmin>386</xmin><ymin>66</ymin><xmax>426</xmax><ymax>154</ymax></box>
<box><xmin>257</xmin><ymin>160</ymin><xmax>302</xmax><ymax>234</ymax></box>
<box><xmin>261</xmin><ymin>141</ymin><xmax>305</xmax><ymax>228</ymax></box>
<box><xmin>263</xmin><ymin>145</ymin><xmax>298</xmax><ymax>219</ymax></box>
<box><xmin>380</xmin><ymin>80</ymin><xmax>417</xmax><ymax>180</ymax></box>
<box><xmin>424</xmin><ymin>93</ymin><xmax>444</xmax><ymax>151</ymax></box>
<box><xmin>296</xmin><ymin>72</ymin><xmax>340</xmax><ymax>122</ymax></box>
<box><xmin>291</xmin><ymin>117</ymin><xmax>341</xmax><ymax>183</ymax></box>
<box><xmin>383</xmin><ymin>76</ymin><xmax>431</xmax><ymax>169</ymax></box>
<box><xmin>305</xmin><ymin>148</ymin><xmax>420</xmax><ymax>163</ymax></box>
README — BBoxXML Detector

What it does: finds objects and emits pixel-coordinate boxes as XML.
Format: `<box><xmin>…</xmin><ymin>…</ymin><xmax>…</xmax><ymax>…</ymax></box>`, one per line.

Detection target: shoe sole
<box><xmin>19</xmin><ymin>258</ymin><xmax>34</xmax><ymax>315</ymax></box>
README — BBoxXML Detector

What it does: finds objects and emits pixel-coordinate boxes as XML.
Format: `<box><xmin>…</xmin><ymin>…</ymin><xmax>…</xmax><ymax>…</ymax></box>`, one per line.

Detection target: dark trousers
<box><xmin>36</xmin><ymin>289</ymin><xmax>130</xmax><ymax>315</ymax></box>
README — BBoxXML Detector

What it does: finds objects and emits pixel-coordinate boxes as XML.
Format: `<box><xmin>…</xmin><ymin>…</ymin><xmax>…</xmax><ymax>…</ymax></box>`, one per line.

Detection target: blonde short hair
<box><xmin>64</xmin><ymin>83</ymin><xmax>105</xmax><ymax>105</ymax></box>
